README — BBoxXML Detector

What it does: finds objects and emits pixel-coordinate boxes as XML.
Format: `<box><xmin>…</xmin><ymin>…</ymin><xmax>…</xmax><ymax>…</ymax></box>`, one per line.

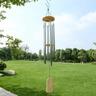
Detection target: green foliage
<box><xmin>0</xmin><ymin>46</ymin><xmax>96</xmax><ymax>62</ymax></box>
<box><xmin>0</xmin><ymin>11</ymin><xmax>6</xmax><ymax>21</ymax></box>
<box><xmin>0</xmin><ymin>47</ymin><xmax>39</xmax><ymax>61</ymax></box>
<box><xmin>0</xmin><ymin>61</ymin><xmax>6</xmax><ymax>70</ymax></box>
<box><xmin>60</xmin><ymin>49</ymin><xmax>65</xmax><ymax>62</ymax></box>
<box><xmin>55</xmin><ymin>49</ymin><xmax>60</xmax><ymax>61</ymax></box>
<box><xmin>87</xmin><ymin>49</ymin><xmax>95</xmax><ymax>62</ymax></box>
<box><xmin>78</xmin><ymin>49</ymin><xmax>89</xmax><ymax>63</ymax></box>
<box><xmin>0</xmin><ymin>0</ymin><xmax>38</xmax><ymax>21</ymax></box>
<box><xmin>0</xmin><ymin>47</ymin><xmax>11</xmax><ymax>60</ymax></box>
<box><xmin>92</xmin><ymin>50</ymin><xmax>96</xmax><ymax>61</ymax></box>
<box><xmin>0</xmin><ymin>35</ymin><xmax>95</xmax><ymax>62</ymax></box>
<box><xmin>71</xmin><ymin>48</ymin><xmax>79</xmax><ymax>62</ymax></box>
<box><xmin>39</xmin><ymin>50</ymin><xmax>42</xmax><ymax>60</ymax></box>
<box><xmin>55</xmin><ymin>48</ymin><xmax>96</xmax><ymax>63</ymax></box>
<box><xmin>6</xmin><ymin>36</ymin><xmax>22</xmax><ymax>60</ymax></box>
<box><xmin>0</xmin><ymin>0</ymin><xmax>38</xmax><ymax>8</ymax></box>
<box><xmin>32</xmin><ymin>53</ymin><xmax>38</xmax><ymax>60</ymax></box>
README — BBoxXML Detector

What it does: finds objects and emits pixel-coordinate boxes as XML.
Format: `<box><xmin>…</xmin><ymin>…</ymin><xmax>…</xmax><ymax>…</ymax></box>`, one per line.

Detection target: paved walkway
<box><xmin>0</xmin><ymin>87</ymin><xmax>17</xmax><ymax>96</ymax></box>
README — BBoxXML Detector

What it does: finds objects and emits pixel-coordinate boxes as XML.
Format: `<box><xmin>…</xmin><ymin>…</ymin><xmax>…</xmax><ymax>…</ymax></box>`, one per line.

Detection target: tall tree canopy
<box><xmin>0</xmin><ymin>0</ymin><xmax>38</xmax><ymax>21</ymax></box>
<box><xmin>0</xmin><ymin>0</ymin><xmax>37</xmax><ymax>8</ymax></box>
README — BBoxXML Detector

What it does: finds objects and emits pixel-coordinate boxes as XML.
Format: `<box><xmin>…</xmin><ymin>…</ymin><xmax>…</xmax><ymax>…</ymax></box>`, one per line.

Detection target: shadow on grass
<box><xmin>15</xmin><ymin>88</ymin><xmax>47</xmax><ymax>96</ymax></box>
<box><xmin>4</xmin><ymin>85</ymin><xmax>60</xmax><ymax>96</ymax></box>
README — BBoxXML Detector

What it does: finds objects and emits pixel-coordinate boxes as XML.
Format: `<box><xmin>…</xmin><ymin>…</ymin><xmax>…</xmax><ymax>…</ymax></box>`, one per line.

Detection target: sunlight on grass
<box><xmin>0</xmin><ymin>60</ymin><xmax>96</xmax><ymax>96</ymax></box>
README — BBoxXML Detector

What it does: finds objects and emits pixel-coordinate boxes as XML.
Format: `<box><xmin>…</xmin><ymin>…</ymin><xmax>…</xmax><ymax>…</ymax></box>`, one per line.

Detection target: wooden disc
<box><xmin>43</xmin><ymin>16</ymin><xmax>55</xmax><ymax>22</ymax></box>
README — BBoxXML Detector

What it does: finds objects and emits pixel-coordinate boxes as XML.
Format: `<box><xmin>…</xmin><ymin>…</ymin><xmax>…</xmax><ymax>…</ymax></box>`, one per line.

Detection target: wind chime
<box><xmin>42</xmin><ymin>0</ymin><xmax>55</xmax><ymax>93</ymax></box>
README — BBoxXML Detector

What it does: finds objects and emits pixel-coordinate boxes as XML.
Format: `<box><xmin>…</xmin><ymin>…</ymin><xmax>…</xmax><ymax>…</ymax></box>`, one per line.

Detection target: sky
<box><xmin>0</xmin><ymin>0</ymin><xmax>96</xmax><ymax>53</ymax></box>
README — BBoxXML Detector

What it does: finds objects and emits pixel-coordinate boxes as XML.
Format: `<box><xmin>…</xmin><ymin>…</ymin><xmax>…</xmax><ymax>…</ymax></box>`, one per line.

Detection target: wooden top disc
<box><xmin>43</xmin><ymin>16</ymin><xmax>55</xmax><ymax>22</ymax></box>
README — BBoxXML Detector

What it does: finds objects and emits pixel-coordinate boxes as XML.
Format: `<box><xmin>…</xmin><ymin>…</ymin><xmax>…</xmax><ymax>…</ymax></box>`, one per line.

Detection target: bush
<box><xmin>0</xmin><ymin>62</ymin><xmax>7</xmax><ymax>70</ymax></box>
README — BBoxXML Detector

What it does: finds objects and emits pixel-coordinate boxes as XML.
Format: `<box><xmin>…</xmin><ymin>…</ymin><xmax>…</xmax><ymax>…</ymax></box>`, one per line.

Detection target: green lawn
<box><xmin>0</xmin><ymin>60</ymin><xmax>96</xmax><ymax>96</ymax></box>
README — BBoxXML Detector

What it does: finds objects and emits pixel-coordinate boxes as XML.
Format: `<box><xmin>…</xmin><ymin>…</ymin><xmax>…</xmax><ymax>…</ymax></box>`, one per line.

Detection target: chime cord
<box><xmin>45</xmin><ymin>0</ymin><xmax>51</xmax><ymax>16</ymax></box>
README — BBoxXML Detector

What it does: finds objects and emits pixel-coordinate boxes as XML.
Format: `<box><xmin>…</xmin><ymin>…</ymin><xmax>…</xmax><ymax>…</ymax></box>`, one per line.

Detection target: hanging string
<box><xmin>45</xmin><ymin>0</ymin><xmax>51</xmax><ymax>16</ymax></box>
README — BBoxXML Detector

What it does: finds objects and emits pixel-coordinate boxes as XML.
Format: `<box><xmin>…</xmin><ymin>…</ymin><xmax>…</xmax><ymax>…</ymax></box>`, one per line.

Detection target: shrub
<box><xmin>0</xmin><ymin>61</ymin><xmax>7</xmax><ymax>70</ymax></box>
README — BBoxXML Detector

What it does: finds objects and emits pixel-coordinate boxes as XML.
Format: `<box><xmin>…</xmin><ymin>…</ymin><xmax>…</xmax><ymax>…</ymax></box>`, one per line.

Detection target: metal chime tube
<box><xmin>44</xmin><ymin>23</ymin><xmax>46</xmax><ymax>64</ymax></box>
<box><xmin>43</xmin><ymin>21</ymin><xmax>55</xmax><ymax>66</ymax></box>
<box><xmin>44</xmin><ymin>21</ymin><xmax>55</xmax><ymax>66</ymax></box>
<box><xmin>52</xmin><ymin>23</ymin><xmax>55</xmax><ymax>58</ymax></box>
<box><xmin>50</xmin><ymin>22</ymin><xmax>53</xmax><ymax>66</ymax></box>
<box><xmin>47</xmin><ymin>24</ymin><xmax>50</xmax><ymax>60</ymax></box>
<box><xmin>51</xmin><ymin>23</ymin><xmax>54</xmax><ymax>56</ymax></box>
<box><xmin>43</xmin><ymin>13</ymin><xmax>55</xmax><ymax>64</ymax></box>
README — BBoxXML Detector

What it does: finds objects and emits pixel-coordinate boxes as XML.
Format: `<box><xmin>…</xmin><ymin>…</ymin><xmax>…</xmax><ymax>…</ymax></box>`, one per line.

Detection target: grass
<box><xmin>0</xmin><ymin>60</ymin><xmax>96</xmax><ymax>96</ymax></box>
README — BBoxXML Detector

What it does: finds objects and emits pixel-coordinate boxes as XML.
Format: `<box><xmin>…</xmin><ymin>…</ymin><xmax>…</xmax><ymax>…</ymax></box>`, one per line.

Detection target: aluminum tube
<box><xmin>47</xmin><ymin>24</ymin><xmax>50</xmax><ymax>60</ymax></box>
<box><xmin>50</xmin><ymin>22</ymin><xmax>52</xmax><ymax>66</ymax></box>
<box><xmin>52</xmin><ymin>23</ymin><xmax>55</xmax><ymax>58</ymax></box>
<box><xmin>44</xmin><ymin>22</ymin><xmax>46</xmax><ymax>64</ymax></box>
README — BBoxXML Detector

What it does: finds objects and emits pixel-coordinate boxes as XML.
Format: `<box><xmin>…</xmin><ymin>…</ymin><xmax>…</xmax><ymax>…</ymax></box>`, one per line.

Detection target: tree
<box><xmin>25</xmin><ymin>52</ymin><xmax>33</xmax><ymax>60</ymax></box>
<box><xmin>92</xmin><ymin>50</ymin><xmax>96</xmax><ymax>62</ymax></box>
<box><xmin>55</xmin><ymin>49</ymin><xmax>60</xmax><ymax>61</ymax></box>
<box><xmin>39</xmin><ymin>50</ymin><xmax>42</xmax><ymax>60</ymax></box>
<box><xmin>0</xmin><ymin>0</ymin><xmax>37</xmax><ymax>8</ymax></box>
<box><xmin>6</xmin><ymin>36</ymin><xmax>22</xmax><ymax>59</ymax></box>
<box><xmin>0</xmin><ymin>47</ymin><xmax>11</xmax><ymax>60</ymax></box>
<box><xmin>32</xmin><ymin>53</ymin><xmax>38</xmax><ymax>60</ymax></box>
<box><xmin>87</xmin><ymin>49</ymin><xmax>94</xmax><ymax>62</ymax></box>
<box><xmin>65</xmin><ymin>48</ymin><xmax>72</xmax><ymax>61</ymax></box>
<box><xmin>59</xmin><ymin>49</ymin><xmax>66</xmax><ymax>62</ymax></box>
<box><xmin>78</xmin><ymin>49</ymin><xmax>88</xmax><ymax>63</ymax></box>
<box><xmin>71</xmin><ymin>48</ymin><xmax>79</xmax><ymax>62</ymax></box>
<box><xmin>0</xmin><ymin>11</ymin><xmax>6</xmax><ymax>21</ymax></box>
<box><xmin>0</xmin><ymin>0</ymin><xmax>38</xmax><ymax>21</ymax></box>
